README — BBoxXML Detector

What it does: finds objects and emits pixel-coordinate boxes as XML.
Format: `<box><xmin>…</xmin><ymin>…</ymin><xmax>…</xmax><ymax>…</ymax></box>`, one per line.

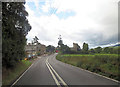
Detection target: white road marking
<box><xmin>46</xmin><ymin>61</ymin><xmax>61</xmax><ymax>87</ymax></box>
<box><xmin>11</xmin><ymin>63</ymin><xmax>34</xmax><ymax>87</ymax></box>
<box><xmin>47</xmin><ymin>62</ymin><xmax>68</xmax><ymax>86</ymax></box>
<box><xmin>81</xmin><ymin>68</ymin><xmax>120</xmax><ymax>83</ymax></box>
<box><xmin>46</xmin><ymin>58</ymin><xmax>68</xmax><ymax>87</ymax></box>
<box><xmin>58</xmin><ymin>59</ymin><xmax>120</xmax><ymax>83</ymax></box>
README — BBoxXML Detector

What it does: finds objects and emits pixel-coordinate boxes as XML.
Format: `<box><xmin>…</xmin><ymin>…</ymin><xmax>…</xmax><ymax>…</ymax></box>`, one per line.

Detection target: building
<box><xmin>71</xmin><ymin>43</ymin><xmax>81</xmax><ymax>51</ymax></box>
<box><xmin>25</xmin><ymin>43</ymin><xmax>46</xmax><ymax>58</ymax></box>
<box><xmin>36</xmin><ymin>43</ymin><xmax>46</xmax><ymax>55</ymax></box>
<box><xmin>25</xmin><ymin>43</ymin><xmax>36</xmax><ymax>58</ymax></box>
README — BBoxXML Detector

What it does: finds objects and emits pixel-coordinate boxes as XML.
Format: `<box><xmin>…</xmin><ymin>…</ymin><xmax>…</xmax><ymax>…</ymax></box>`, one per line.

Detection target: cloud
<box><xmin>25</xmin><ymin>0</ymin><xmax>119</xmax><ymax>48</ymax></box>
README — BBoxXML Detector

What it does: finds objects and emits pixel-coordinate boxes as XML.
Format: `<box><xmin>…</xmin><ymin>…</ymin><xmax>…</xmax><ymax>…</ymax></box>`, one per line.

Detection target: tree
<box><xmin>103</xmin><ymin>47</ymin><xmax>113</xmax><ymax>53</ymax></box>
<box><xmin>89</xmin><ymin>49</ymin><xmax>95</xmax><ymax>54</ymax></box>
<box><xmin>2</xmin><ymin>2</ymin><xmax>31</xmax><ymax>68</ymax></box>
<box><xmin>33</xmin><ymin>36</ymin><xmax>39</xmax><ymax>44</ymax></box>
<box><xmin>82</xmin><ymin>42</ymin><xmax>89</xmax><ymax>54</ymax></box>
<box><xmin>60</xmin><ymin>44</ymin><xmax>71</xmax><ymax>54</ymax></box>
<box><xmin>103</xmin><ymin>47</ymin><xmax>109</xmax><ymax>53</ymax></box>
<box><xmin>113</xmin><ymin>47</ymin><xmax>120</xmax><ymax>54</ymax></box>
<box><xmin>46</xmin><ymin>45</ymin><xmax>55</xmax><ymax>53</ymax></box>
<box><xmin>94</xmin><ymin>47</ymin><xmax>102</xmax><ymax>53</ymax></box>
<box><xmin>109</xmin><ymin>48</ymin><xmax>113</xmax><ymax>54</ymax></box>
<box><xmin>58</xmin><ymin>35</ymin><xmax>63</xmax><ymax>47</ymax></box>
<box><xmin>58</xmin><ymin>40</ymin><xmax>63</xmax><ymax>47</ymax></box>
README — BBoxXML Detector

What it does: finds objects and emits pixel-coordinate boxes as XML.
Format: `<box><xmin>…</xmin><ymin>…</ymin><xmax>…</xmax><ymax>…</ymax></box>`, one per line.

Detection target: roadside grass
<box><xmin>56</xmin><ymin>54</ymin><xmax>119</xmax><ymax>81</ymax></box>
<box><xmin>2</xmin><ymin>60</ymin><xmax>32</xmax><ymax>86</ymax></box>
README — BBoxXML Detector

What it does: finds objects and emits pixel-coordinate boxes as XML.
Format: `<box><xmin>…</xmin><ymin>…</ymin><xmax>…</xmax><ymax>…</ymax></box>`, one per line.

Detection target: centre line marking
<box><xmin>46</xmin><ymin>58</ymin><xmax>68</xmax><ymax>87</ymax></box>
<box><xmin>45</xmin><ymin>59</ymin><xmax>61</xmax><ymax>87</ymax></box>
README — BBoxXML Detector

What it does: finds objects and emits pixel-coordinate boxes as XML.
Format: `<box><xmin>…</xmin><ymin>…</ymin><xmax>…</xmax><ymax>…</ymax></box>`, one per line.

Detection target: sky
<box><xmin>25</xmin><ymin>0</ymin><xmax>119</xmax><ymax>48</ymax></box>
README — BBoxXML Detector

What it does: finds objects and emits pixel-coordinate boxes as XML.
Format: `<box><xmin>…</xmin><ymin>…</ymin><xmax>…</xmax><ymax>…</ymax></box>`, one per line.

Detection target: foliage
<box><xmin>82</xmin><ymin>42</ymin><xmax>89</xmax><ymax>54</ymax></box>
<box><xmin>103</xmin><ymin>47</ymin><xmax>111</xmax><ymax>53</ymax></box>
<box><xmin>2</xmin><ymin>2</ymin><xmax>31</xmax><ymax>68</ymax></box>
<box><xmin>32</xmin><ymin>36</ymin><xmax>39</xmax><ymax>44</ymax></box>
<box><xmin>89</xmin><ymin>49</ymin><xmax>95</xmax><ymax>54</ymax></box>
<box><xmin>2</xmin><ymin>60</ymin><xmax>32</xmax><ymax>85</ymax></box>
<box><xmin>112</xmin><ymin>46</ymin><xmax>120</xmax><ymax>54</ymax></box>
<box><xmin>94</xmin><ymin>47</ymin><xmax>102</xmax><ymax>53</ymax></box>
<box><xmin>46</xmin><ymin>45</ymin><xmax>55</xmax><ymax>53</ymax></box>
<box><xmin>59</xmin><ymin>44</ymin><xmax>71</xmax><ymax>54</ymax></box>
<box><xmin>68</xmin><ymin>50</ymin><xmax>81</xmax><ymax>54</ymax></box>
<box><xmin>58</xmin><ymin>40</ymin><xmax>63</xmax><ymax>47</ymax></box>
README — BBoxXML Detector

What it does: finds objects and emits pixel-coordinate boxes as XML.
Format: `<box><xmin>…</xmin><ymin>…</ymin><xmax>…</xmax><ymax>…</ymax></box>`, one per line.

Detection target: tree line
<box><xmin>56</xmin><ymin>39</ymin><xmax>119</xmax><ymax>54</ymax></box>
<box><xmin>2</xmin><ymin>2</ymin><xmax>31</xmax><ymax>68</ymax></box>
<box><xmin>89</xmin><ymin>46</ymin><xmax>120</xmax><ymax>54</ymax></box>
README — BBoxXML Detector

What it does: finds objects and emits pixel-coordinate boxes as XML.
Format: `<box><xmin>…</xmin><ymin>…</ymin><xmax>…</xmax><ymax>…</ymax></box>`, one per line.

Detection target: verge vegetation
<box><xmin>2</xmin><ymin>2</ymin><xmax>31</xmax><ymax>86</ymax></box>
<box><xmin>2</xmin><ymin>60</ymin><xmax>32</xmax><ymax>86</ymax></box>
<box><xmin>56</xmin><ymin>54</ymin><xmax>119</xmax><ymax>81</ymax></box>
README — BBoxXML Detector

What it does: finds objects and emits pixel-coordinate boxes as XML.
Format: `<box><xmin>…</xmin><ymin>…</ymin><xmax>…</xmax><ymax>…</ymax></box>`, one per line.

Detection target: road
<box><xmin>13</xmin><ymin>53</ymin><xmax>119</xmax><ymax>87</ymax></box>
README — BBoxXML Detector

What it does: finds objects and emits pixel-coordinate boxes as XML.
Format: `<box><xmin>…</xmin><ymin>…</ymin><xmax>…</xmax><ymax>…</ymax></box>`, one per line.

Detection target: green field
<box><xmin>56</xmin><ymin>54</ymin><xmax>119</xmax><ymax>81</ymax></box>
<box><xmin>2</xmin><ymin>60</ymin><xmax>32</xmax><ymax>86</ymax></box>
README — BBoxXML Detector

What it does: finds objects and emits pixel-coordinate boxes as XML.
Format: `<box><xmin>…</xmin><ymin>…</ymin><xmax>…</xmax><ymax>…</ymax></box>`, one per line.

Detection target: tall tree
<box><xmin>58</xmin><ymin>35</ymin><xmax>63</xmax><ymax>47</ymax></box>
<box><xmin>82</xmin><ymin>42</ymin><xmax>89</xmax><ymax>54</ymax></box>
<box><xmin>33</xmin><ymin>36</ymin><xmax>39</xmax><ymax>44</ymax></box>
<box><xmin>2</xmin><ymin>2</ymin><xmax>31</xmax><ymax>68</ymax></box>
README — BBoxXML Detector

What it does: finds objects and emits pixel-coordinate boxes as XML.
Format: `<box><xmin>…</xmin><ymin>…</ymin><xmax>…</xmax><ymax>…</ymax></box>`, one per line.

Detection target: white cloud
<box><xmin>25</xmin><ymin>0</ymin><xmax>119</xmax><ymax>48</ymax></box>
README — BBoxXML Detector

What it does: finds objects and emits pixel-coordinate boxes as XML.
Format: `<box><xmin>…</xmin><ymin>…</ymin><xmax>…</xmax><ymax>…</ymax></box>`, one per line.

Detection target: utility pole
<box><xmin>58</xmin><ymin>35</ymin><xmax>63</xmax><ymax>47</ymax></box>
<box><xmin>31</xmin><ymin>40</ymin><xmax>34</xmax><ymax>59</ymax></box>
<box><xmin>58</xmin><ymin>35</ymin><xmax>62</xmax><ymax>41</ymax></box>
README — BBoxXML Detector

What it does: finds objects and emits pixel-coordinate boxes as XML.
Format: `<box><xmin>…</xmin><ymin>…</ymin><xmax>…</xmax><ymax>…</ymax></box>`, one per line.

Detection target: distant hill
<box><xmin>106</xmin><ymin>44</ymin><xmax>120</xmax><ymax>48</ymax></box>
<box><xmin>113</xmin><ymin>44</ymin><xmax>120</xmax><ymax>47</ymax></box>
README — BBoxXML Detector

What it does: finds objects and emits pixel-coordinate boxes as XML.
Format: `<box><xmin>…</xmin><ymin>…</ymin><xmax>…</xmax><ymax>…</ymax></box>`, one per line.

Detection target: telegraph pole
<box><xmin>58</xmin><ymin>35</ymin><xmax>62</xmax><ymax>41</ymax></box>
<box><xmin>58</xmin><ymin>35</ymin><xmax>63</xmax><ymax>47</ymax></box>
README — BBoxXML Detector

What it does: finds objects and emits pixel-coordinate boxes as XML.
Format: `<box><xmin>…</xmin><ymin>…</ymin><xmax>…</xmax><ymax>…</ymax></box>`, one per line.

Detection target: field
<box><xmin>56</xmin><ymin>54</ymin><xmax>119</xmax><ymax>81</ymax></box>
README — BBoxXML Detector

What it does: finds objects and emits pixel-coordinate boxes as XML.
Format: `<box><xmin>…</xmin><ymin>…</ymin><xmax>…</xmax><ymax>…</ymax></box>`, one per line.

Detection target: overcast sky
<box><xmin>25</xmin><ymin>0</ymin><xmax>119</xmax><ymax>48</ymax></box>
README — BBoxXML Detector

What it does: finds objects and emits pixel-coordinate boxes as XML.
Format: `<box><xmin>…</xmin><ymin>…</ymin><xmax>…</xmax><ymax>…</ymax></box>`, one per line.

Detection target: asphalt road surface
<box><xmin>13</xmin><ymin>53</ymin><xmax>119</xmax><ymax>87</ymax></box>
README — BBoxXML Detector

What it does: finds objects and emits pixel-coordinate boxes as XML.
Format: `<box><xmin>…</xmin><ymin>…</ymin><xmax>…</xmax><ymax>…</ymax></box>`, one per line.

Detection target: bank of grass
<box><xmin>2</xmin><ymin>60</ymin><xmax>32</xmax><ymax>86</ymax></box>
<box><xmin>56</xmin><ymin>54</ymin><xmax>119</xmax><ymax>81</ymax></box>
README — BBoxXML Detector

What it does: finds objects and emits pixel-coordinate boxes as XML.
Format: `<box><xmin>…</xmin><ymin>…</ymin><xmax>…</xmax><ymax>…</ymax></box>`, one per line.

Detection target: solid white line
<box><xmin>46</xmin><ymin>62</ymin><xmax>61</xmax><ymax>87</ymax></box>
<box><xmin>47</xmin><ymin>62</ymin><xmax>68</xmax><ymax>87</ymax></box>
<box><xmin>11</xmin><ymin>63</ymin><xmax>34</xmax><ymax>87</ymax></box>
<box><xmin>46</xmin><ymin>58</ymin><xmax>68</xmax><ymax>87</ymax></box>
<box><xmin>82</xmin><ymin>68</ymin><xmax>120</xmax><ymax>83</ymax></box>
<box><xmin>58</xmin><ymin>59</ymin><xmax>120</xmax><ymax>83</ymax></box>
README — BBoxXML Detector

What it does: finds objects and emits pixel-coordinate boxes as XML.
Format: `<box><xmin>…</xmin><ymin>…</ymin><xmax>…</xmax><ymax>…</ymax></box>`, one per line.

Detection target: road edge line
<box><xmin>82</xmin><ymin>68</ymin><xmax>120</xmax><ymax>83</ymax></box>
<box><xmin>11</xmin><ymin>63</ymin><xmax>34</xmax><ymax>87</ymax></box>
<box><xmin>56</xmin><ymin>58</ymin><xmax>120</xmax><ymax>83</ymax></box>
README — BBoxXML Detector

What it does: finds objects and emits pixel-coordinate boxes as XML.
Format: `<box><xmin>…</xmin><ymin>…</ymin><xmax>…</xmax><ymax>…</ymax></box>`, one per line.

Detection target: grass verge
<box><xmin>2</xmin><ymin>60</ymin><xmax>32</xmax><ymax>86</ymax></box>
<box><xmin>56</xmin><ymin>54</ymin><xmax>119</xmax><ymax>81</ymax></box>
